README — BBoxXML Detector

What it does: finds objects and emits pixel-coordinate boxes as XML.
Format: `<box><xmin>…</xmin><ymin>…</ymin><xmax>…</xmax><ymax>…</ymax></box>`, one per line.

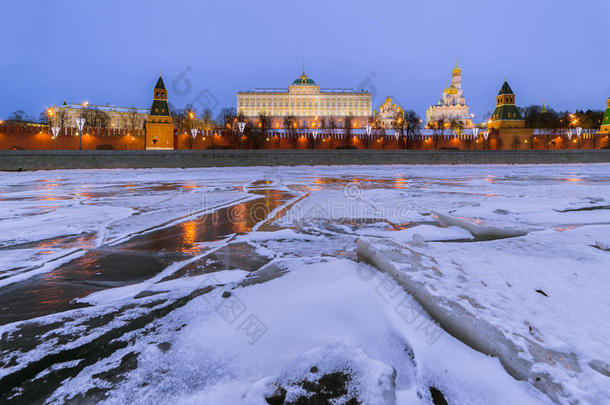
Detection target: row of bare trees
<box><xmin>4</xmin><ymin>106</ymin><xmax>143</xmax><ymax>131</ymax></box>
<box><xmin>170</xmin><ymin>103</ymin><xmax>215</xmax><ymax>132</ymax></box>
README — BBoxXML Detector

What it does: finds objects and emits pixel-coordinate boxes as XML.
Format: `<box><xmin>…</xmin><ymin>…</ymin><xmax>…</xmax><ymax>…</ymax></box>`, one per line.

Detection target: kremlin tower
<box><xmin>145</xmin><ymin>75</ymin><xmax>174</xmax><ymax>150</ymax></box>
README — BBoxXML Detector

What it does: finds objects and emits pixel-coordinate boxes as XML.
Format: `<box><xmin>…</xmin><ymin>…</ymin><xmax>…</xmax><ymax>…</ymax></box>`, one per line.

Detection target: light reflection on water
<box><xmin>0</xmin><ymin>188</ymin><xmax>293</xmax><ymax>325</ymax></box>
<box><xmin>2</xmin><ymin>171</ymin><xmax>606</xmax><ymax>326</ymax></box>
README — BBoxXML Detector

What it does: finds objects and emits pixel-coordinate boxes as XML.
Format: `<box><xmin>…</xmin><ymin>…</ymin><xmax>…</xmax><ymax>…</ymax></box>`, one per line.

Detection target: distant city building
<box><xmin>145</xmin><ymin>75</ymin><xmax>174</xmax><ymax>150</ymax></box>
<box><xmin>49</xmin><ymin>103</ymin><xmax>148</xmax><ymax>130</ymax></box>
<box><xmin>375</xmin><ymin>96</ymin><xmax>403</xmax><ymax>128</ymax></box>
<box><xmin>426</xmin><ymin>63</ymin><xmax>472</xmax><ymax>129</ymax></box>
<box><xmin>600</xmin><ymin>97</ymin><xmax>610</xmax><ymax>133</ymax></box>
<box><xmin>237</xmin><ymin>70</ymin><xmax>371</xmax><ymax>128</ymax></box>
<box><xmin>487</xmin><ymin>81</ymin><xmax>525</xmax><ymax>129</ymax></box>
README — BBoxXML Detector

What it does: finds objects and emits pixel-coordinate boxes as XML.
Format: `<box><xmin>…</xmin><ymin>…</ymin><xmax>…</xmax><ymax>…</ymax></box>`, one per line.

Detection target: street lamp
<box><xmin>237</xmin><ymin>121</ymin><xmax>246</xmax><ymax>149</ymax></box>
<box><xmin>190</xmin><ymin>128</ymin><xmax>198</xmax><ymax>150</ymax></box>
<box><xmin>51</xmin><ymin>126</ymin><xmax>60</xmax><ymax>149</ymax></box>
<box><xmin>76</xmin><ymin>101</ymin><xmax>88</xmax><ymax>151</ymax></box>
<box><xmin>483</xmin><ymin>130</ymin><xmax>489</xmax><ymax>151</ymax></box>
<box><xmin>473</xmin><ymin>127</ymin><xmax>480</xmax><ymax>151</ymax></box>
<box><xmin>75</xmin><ymin>117</ymin><xmax>85</xmax><ymax>150</ymax></box>
<box><xmin>312</xmin><ymin>130</ymin><xmax>318</xmax><ymax>150</ymax></box>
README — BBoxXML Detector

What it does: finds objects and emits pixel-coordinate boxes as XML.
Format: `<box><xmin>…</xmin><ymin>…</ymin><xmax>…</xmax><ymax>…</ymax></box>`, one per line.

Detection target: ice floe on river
<box><xmin>0</xmin><ymin>164</ymin><xmax>609</xmax><ymax>404</ymax></box>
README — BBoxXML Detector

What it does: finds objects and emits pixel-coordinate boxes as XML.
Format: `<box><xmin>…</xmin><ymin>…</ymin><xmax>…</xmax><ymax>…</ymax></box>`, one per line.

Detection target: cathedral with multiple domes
<box><xmin>425</xmin><ymin>63</ymin><xmax>473</xmax><ymax>129</ymax></box>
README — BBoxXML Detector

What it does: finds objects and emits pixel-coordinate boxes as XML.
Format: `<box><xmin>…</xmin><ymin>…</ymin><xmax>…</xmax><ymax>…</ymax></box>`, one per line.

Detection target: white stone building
<box><xmin>237</xmin><ymin>71</ymin><xmax>371</xmax><ymax>128</ymax></box>
<box><xmin>425</xmin><ymin>64</ymin><xmax>472</xmax><ymax>128</ymax></box>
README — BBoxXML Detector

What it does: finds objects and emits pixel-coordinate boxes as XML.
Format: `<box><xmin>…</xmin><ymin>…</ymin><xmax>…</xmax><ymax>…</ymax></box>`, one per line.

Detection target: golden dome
<box><xmin>443</xmin><ymin>86</ymin><xmax>458</xmax><ymax>95</ymax></box>
<box><xmin>452</xmin><ymin>64</ymin><xmax>461</xmax><ymax>76</ymax></box>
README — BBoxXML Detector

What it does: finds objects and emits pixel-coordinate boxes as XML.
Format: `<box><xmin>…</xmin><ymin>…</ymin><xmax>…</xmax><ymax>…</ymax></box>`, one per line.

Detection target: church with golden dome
<box><xmin>425</xmin><ymin>63</ymin><xmax>473</xmax><ymax>129</ymax></box>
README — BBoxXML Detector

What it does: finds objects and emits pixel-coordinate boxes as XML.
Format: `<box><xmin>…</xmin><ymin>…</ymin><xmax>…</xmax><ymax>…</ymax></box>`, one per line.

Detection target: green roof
<box><xmin>498</xmin><ymin>81</ymin><xmax>514</xmax><ymax>95</ymax></box>
<box><xmin>291</xmin><ymin>71</ymin><xmax>316</xmax><ymax>85</ymax></box>
<box><xmin>491</xmin><ymin>104</ymin><xmax>523</xmax><ymax>121</ymax></box>
<box><xmin>155</xmin><ymin>76</ymin><xmax>166</xmax><ymax>90</ymax></box>
<box><xmin>150</xmin><ymin>99</ymin><xmax>170</xmax><ymax>117</ymax></box>
<box><xmin>603</xmin><ymin>107</ymin><xmax>610</xmax><ymax>125</ymax></box>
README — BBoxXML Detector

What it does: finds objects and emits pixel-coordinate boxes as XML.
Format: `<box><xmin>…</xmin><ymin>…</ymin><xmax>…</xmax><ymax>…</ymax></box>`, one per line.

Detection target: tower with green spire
<box><xmin>145</xmin><ymin>75</ymin><xmax>175</xmax><ymax>150</ymax></box>
<box><xmin>488</xmin><ymin>81</ymin><xmax>525</xmax><ymax>129</ymax></box>
<box><xmin>600</xmin><ymin>97</ymin><xmax>610</xmax><ymax>134</ymax></box>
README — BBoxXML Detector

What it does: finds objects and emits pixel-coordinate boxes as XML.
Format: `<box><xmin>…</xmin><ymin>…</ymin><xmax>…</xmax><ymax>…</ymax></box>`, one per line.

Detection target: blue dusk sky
<box><xmin>1</xmin><ymin>0</ymin><xmax>609</xmax><ymax>121</ymax></box>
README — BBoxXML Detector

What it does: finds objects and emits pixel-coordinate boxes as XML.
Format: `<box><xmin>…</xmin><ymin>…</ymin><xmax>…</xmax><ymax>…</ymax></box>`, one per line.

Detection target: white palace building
<box><xmin>425</xmin><ymin>64</ymin><xmax>473</xmax><ymax>129</ymax></box>
<box><xmin>237</xmin><ymin>70</ymin><xmax>372</xmax><ymax>129</ymax></box>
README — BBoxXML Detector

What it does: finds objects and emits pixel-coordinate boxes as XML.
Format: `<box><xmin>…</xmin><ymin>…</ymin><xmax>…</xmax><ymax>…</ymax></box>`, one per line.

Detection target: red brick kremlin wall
<box><xmin>0</xmin><ymin>125</ymin><xmax>145</xmax><ymax>150</ymax></box>
<box><xmin>1</xmin><ymin>124</ymin><xmax>608</xmax><ymax>151</ymax></box>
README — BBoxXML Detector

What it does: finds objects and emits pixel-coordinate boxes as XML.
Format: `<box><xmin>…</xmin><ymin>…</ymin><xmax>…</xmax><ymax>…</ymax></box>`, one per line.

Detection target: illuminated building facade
<box><xmin>375</xmin><ymin>96</ymin><xmax>403</xmax><ymax>128</ymax></box>
<box><xmin>237</xmin><ymin>70</ymin><xmax>371</xmax><ymax>128</ymax></box>
<box><xmin>49</xmin><ymin>104</ymin><xmax>148</xmax><ymax>130</ymax></box>
<box><xmin>426</xmin><ymin>64</ymin><xmax>472</xmax><ymax>128</ymax></box>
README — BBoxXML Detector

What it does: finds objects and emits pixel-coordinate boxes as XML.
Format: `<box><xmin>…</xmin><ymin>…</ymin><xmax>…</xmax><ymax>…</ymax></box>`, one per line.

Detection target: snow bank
<box><xmin>432</xmin><ymin>211</ymin><xmax>530</xmax><ymax>239</ymax></box>
<box><xmin>357</xmin><ymin>231</ymin><xmax>610</xmax><ymax>405</ymax></box>
<box><xmin>252</xmin><ymin>341</ymin><xmax>397</xmax><ymax>405</ymax></box>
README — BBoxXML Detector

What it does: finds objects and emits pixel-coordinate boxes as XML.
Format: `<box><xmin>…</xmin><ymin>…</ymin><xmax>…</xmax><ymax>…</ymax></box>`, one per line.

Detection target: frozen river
<box><xmin>0</xmin><ymin>164</ymin><xmax>609</xmax><ymax>404</ymax></box>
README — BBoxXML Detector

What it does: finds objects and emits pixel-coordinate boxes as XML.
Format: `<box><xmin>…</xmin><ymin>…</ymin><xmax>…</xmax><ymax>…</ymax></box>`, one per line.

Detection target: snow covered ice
<box><xmin>0</xmin><ymin>164</ymin><xmax>609</xmax><ymax>404</ymax></box>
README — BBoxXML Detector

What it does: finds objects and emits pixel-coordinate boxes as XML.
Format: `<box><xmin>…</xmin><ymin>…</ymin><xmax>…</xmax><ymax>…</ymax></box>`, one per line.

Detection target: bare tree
<box><xmin>81</xmin><ymin>107</ymin><xmax>110</xmax><ymax>129</ymax></box>
<box><xmin>38</xmin><ymin>110</ymin><xmax>50</xmax><ymax>125</ymax></box>
<box><xmin>201</xmin><ymin>108</ymin><xmax>214</xmax><ymax>130</ymax></box>
<box><xmin>217</xmin><ymin>107</ymin><xmax>236</xmax><ymax>129</ymax></box>
<box><xmin>55</xmin><ymin>109</ymin><xmax>67</xmax><ymax>128</ymax></box>
<box><xmin>283</xmin><ymin>115</ymin><xmax>297</xmax><ymax>148</ymax></box>
<box><xmin>327</xmin><ymin>117</ymin><xmax>337</xmax><ymax>149</ymax></box>
<box><xmin>255</xmin><ymin>112</ymin><xmax>270</xmax><ymax>149</ymax></box>
<box><xmin>344</xmin><ymin>113</ymin><xmax>354</xmax><ymax>138</ymax></box>
<box><xmin>7</xmin><ymin>110</ymin><xmax>29</xmax><ymax>126</ymax></box>
<box><xmin>170</xmin><ymin>104</ymin><xmax>187</xmax><ymax>132</ymax></box>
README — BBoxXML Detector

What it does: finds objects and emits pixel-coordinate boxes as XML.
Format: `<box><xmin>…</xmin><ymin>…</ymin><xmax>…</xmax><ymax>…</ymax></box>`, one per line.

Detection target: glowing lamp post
<box><xmin>237</xmin><ymin>121</ymin><xmax>246</xmax><ymax>149</ymax></box>
<box><xmin>473</xmin><ymin>127</ymin><xmax>480</xmax><ymax>150</ymax></box>
<box><xmin>366</xmin><ymin>125</ymin><xmax>372</xmax><ymax>150</ymax></box>
<box><xmin>75</xmin><ymin>117</ymin><xmax>85</xmax><ymax>150</ymax></box>
<box><xmin>312</xmin><ymin>130</ymin><xmax>318</xmax><ymax>150</ymax></box>
<box><xmin>190</xmin><ymin>128</ymin><xmax>198</xmax><ymax>149</ymax></box>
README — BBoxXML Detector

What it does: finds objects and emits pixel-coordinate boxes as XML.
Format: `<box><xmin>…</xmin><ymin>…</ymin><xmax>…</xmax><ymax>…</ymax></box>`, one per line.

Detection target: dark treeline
<box><xmin>521</xmin><ymin>105</ymin><xmax>604</xmax><ymax>129</ymax></box>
